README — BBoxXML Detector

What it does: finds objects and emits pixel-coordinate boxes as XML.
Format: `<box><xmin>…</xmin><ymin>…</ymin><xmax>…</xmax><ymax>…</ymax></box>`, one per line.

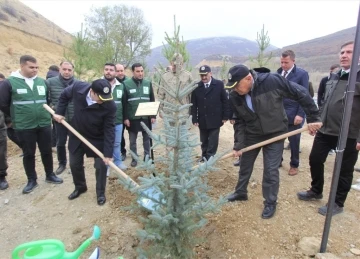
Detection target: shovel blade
<box><xmin>137</xmin><ymin>186</ymin><xmax>163</xmax><ymax>211</ymax></box>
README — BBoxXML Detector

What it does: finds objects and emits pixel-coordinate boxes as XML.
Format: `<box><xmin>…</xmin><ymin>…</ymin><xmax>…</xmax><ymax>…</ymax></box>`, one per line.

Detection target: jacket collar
<box><xmin>277</xmin><ymin>64</ymin><xmax>297</xmax><ymax>75</ymax></box>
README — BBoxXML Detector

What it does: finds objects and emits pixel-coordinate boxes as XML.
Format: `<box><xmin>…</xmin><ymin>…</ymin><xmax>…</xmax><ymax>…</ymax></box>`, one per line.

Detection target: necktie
<box><xmin>340</xmin><ymin>70</ymin><xmax>347</xmax><ymax>77</ymax></box>
<box><xmin>283</xmin><ymin>71</ymin><xmax>288</xmax><ymax>78</ymax></box>
<box><xmin>205</xmin><ymin>83</ymin><xmax>209</xmax><ymax>88</ymax></box>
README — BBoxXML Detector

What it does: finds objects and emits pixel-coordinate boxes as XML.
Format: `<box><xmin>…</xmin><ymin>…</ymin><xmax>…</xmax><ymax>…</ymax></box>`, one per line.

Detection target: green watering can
<box><xmin>12</xmin><ymin>225</ymin><xmax>101</xmax><ymax>259</ymax></box>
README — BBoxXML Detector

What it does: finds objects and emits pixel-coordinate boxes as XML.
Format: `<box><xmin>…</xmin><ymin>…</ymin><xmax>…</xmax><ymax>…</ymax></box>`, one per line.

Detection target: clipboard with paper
<box><xmin>135</xmin><ymin>101</ymin><xmax>160</xmax><ymax>116</ymax></box>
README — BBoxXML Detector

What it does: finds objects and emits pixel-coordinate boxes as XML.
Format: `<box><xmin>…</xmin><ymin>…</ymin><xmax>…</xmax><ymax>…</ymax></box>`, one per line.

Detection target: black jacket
<box><xmin>191</xmin><ymin>77</ymin><xmax>231</xmax><ymax>129</ymax></box>
<box><xmin>318</xmin><ymin>75</ymin><xmax>330</xmax><ymax>107</ymax></box>
<box><xmin>319</xmin><ymin>70</ymin><xmax>360</xmax><ymax>141</ymax></box>
<box><xmin>56</xmin><ymin>84</ymin><xmax>116</xmax><ymax>158</ymax></box>
<box><xmin>230</xmin><ymin>71</ymin><xmax>320</xmax><ymax>150</ymax></box>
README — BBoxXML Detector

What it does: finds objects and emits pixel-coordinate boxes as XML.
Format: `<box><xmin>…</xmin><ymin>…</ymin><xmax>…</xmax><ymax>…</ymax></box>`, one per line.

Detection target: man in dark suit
<box><xmin>53</xmin><ymin>79</ymin><xmax>116</xmax><ymax>205</ymax></box>
<box><xmin>191</xmin><ymin>65</ymin><xmax>230</xmax><ymax>161</ymax></box>
<box><xmin>277</xmin><ymin>50</ymin><xmax>309</xmax><ymax>176</ymax></box>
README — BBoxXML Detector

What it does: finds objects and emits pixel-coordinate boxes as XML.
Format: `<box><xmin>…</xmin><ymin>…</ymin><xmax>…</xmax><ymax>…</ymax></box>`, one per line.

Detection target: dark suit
<box><xmin>277</xmin><ymin>65</ymin><xmax>309</xmax><ymax>169</ymax></box>
<box><xmin>191</xmin><ymin>77</ymin><xmax>230</xmax><ymax>159</ymax></box>
<box><xmin>56</xmin><ymin>84</ymin><xmax>116</xmax><ymax>197</ymax></box>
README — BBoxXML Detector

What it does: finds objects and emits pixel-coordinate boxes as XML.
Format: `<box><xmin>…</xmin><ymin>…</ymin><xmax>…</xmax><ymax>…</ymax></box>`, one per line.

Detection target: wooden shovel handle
<box><xmin>218</xmin><ymin>125</ymin><xmax>309</xmax><ymax>161</ymax></box>
<box><xmin>43</xmin><ymin>104</ymin><xmax>139</xmax><ymax>187</ymax></box>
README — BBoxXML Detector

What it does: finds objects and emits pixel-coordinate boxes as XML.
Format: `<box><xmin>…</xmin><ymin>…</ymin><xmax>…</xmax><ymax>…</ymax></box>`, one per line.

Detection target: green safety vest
<box><xmin>124</xmin><ymin>78</ymin><xmax>151</xmax><ymax>120</ymax></box>
<box><xmin>8</xmin><ymin>76</ymin><xmax>51</xmax><ymax>130</ymax></box>
<box><xmin>113</xmin><ymin>82</ymin><xmax>125</xmax><ymax>124</ymax></box>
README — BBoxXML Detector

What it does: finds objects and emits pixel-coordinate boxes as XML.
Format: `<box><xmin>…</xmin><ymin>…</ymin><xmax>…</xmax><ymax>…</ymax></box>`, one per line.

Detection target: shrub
<box><xmin>32</xmin><ymin>11</ymin><xmax>38</xmax><ymax>18</ymax></box>
<box><xmin>57</xmin><ymin>38</ymin><xmax>62</xmax><ymax>44</ymax></box>
<box><xmin>2</xmin><ymin>6</ymin><xmax>17</xmax><ymax>18</ymax></box>
<box><xmin>0</xmin><ymin>11</ymin><xmax>9</xmax><ymax>21</ymax></box>
<box><xmin>20</xmin><ymin>15</ymin><xmax>26</xmax><ymax>22</ymax></box>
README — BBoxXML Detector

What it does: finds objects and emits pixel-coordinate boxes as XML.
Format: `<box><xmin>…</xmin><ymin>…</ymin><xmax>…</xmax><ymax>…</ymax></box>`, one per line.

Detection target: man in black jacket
<box><xmin>53</xmin><ymin>79</ymin><xmax>116</xmax><ymax>205</ymax></box>
<box><xmin>191</xmin><ymin>65</ymin><xmax>230</xmax><ymax>162</ymax></box>
<box><xmin>297</xmin><ymin>41</ymin><xmax>360</xmax><ymax>216</ymax></box>
<box><xmin>226</xmin><ymin>65</ymin><xmax>322</xmax><ymax>219</ymax></box>
<box><xmin>317</xmin><ymin>64</ymin><xmax>340</xmax><ymax>107</ymax></box>
<box><xmin>47</xmin><ymin>61</ymin><xmax>88</xmax><ymax>175</ymax></box>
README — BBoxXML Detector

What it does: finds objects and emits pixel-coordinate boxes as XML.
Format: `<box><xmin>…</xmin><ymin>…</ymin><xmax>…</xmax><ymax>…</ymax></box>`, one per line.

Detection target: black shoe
<box><xmin>197</xmin><ymin>157</ymin><xmax>205</xmax><ymax>163</ymax></box>
<box><xmin>22</xmin><ymin>180</ymin><xmax>38</xmax><ymax>194</ymax></box>
<box><xmin>97</xmin><ymin>195</ymin><xmax>106</xmax><ymax>205</ymax></box>
<box><xmin>55</xmin><ymin>165</ymin><xmax>66</xmax><ymax>175</ymax></box>
<box><xmin>131</xmin><ymin>159</ymin><xmax>137</xmax><ymax>167</ymax></box>
<box><xmin>233</xmin><ymin>159</ymin><xmax>240</xmax><ymax>166</ymax></box>
<box><xmin>45</xmin><ymin>173</ymin><xmax>63</xmax><ymax>184</ymax></box>
<box><xmin>297</xmin><ymin>189</ymin><xmax>323</xmax><ymax>201</ymax></box>
<box><xmin>121</xmin><ymin>153</ymin><xmax>126</xmax><ymax>161</ymax></box>
<box><xmin>0</xmin><ymin>177</ymin><xmax>9</xmax><ymax>190</ymax></box>
<box><xmin>227</xmin><ymin>193</ymin><xmax>248</xmax><ymax>202</ymax></box>
<box><xmin>68</xmin><ymin>188</ymin><xmax>87</xmax><ymax>200</ymax></box>
<box><xmin>261</xmin><ymin>204</ymin><xmax>276</xmax><ymax>219</ymax></box>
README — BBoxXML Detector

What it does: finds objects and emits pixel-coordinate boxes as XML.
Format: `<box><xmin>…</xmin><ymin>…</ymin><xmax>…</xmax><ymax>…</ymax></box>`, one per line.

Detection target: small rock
<box><xmin>350</xmin><ymin>248</ymin><xmax>360</xmax><ymax>255</ymax></box>
<box><xmin>298</xmin><ymin>237</ymin><xmax>321</xmax><ymax>256</ymax></box>
<box><xmin>4</xmin><ymin>199</ymin><xmax>9</xmax><ymax>204</ymax></box>
<box><xmin>350</xmin><ymin>244</ymin><xmax>355</xmax><ymax>248</ymax></box>
<box><xmin>250</xmin><ymin>182</ymin><xmax>257</xmax><ymax>189</ymax></box>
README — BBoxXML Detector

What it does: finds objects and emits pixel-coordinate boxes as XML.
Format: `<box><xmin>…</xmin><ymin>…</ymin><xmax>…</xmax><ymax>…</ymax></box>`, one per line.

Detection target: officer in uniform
<box><xmin>53</xmin><ymin>79</ymin><xmax>116</xmax><ymax>206</ymax></box>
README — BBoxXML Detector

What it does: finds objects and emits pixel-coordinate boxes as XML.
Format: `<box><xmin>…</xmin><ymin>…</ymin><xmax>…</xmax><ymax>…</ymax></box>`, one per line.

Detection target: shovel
<box><xmin>43</xmin><ymin>104</ymin><xmax>161</xmax><ymax>211</ymax></box>
<box><xmin>193</xmin><ymin>125</ymin><xmax>309</xmax><ymax>169</ymax></box>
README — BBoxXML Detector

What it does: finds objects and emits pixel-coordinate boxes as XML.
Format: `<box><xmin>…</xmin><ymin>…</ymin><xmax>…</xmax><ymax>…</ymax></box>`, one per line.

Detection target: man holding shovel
<box><xmin>225</xmin><ymin>65</ymin><xmax>322</xmax><ymax>219</ymax></box>
<box><xmin>53</xmin><ymin>79</ymin><xmax>116</xmax><ymax>206</ymax></box>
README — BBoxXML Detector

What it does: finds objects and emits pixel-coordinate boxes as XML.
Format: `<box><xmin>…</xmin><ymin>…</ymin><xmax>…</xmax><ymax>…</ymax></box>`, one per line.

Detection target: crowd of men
<box><xmin>0</xmin><ymin>40</ymin><xmax>359</xmax><ymax>217</ymax></box>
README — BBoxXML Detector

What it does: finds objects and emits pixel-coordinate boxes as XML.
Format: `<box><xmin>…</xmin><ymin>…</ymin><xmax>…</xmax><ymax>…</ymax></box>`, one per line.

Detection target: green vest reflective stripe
<box><xmin>8</xmin><ymin>76</ymin><xmax>51</xmax><ymax>130</ymax></box>
<box><xmin>124</xmin><ymin>78</ymin><xmax>151</xmax><ymax>120</ymax></box>
<box><xmin>113</xmin><ymin>82</ymin><xmax>125</xmax><ymax>124</ymax></box>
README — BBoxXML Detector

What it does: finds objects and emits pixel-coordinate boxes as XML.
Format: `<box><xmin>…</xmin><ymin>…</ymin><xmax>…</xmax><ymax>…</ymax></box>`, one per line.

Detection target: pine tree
<box><xmin>249</xmin><ymin>24</ymin><xmax>273</xmax><ymax>68</ymax></box>
<box><xmin>118</xmin><ymin>44</ymin><xmax>226</xmax><ymax>259</ymax></box>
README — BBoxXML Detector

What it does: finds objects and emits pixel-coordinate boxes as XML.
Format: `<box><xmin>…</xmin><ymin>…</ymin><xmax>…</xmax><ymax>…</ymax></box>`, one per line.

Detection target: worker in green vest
<box><xmin>123</xmin><ymin>63</ymin><xmax>156</xmax><ymax>167</ymax></box>
<box><xmin>0</xmin><ymin>55</ymin><xmax>63</xmax><ymax>194</ymax></box>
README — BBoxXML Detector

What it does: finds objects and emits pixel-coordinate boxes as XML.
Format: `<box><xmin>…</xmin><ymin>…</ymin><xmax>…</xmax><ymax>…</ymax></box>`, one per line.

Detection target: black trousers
<box><xmin>7</xmin><ymin>127</ymin><xmax>22</xmax><ymax>149</ymax></box>
<box><xmin>309</xmin><ymin>132</ymin><xmax>359</xmax><ymax>207</ymax></box>
<box><xmin>16</xmin><ymin>126</ymin><xmax>53</xmax><ymax>180</ymax></box>
<box><xmin>199</xmin><ymin>128</ymin><xmax>220</xmax><ymax>160</ymax></box>
<box><xmin>121</xmin><ymin>125</ymin><xmax>126</xmax><ymax>154</ymax></box>
<box><xmin>55</xmin><ymin>122</ymin><xmax>68</xmax><ymax>166</ymax></box>
<box><xmin>235</xmin><ymin>136</ymin><xmax>284</xmax><ymax>205</ymax></box>
<box><xmin>69</xmin><ymin>144</ymin><xmax>107</xmax><ymax>197</ymax></box>
<box><xmin>287</xmin><ymin>124</ymin><xmax>301</xmax><ymax>168</ymax></box>
<box><xmin>0</xmin><ymin>129</ymin><xmax>7</xmax><ymax>177</ymax></box>
<box><xmin>51</xmin><ymin>120</ymin><xmax>57</xmax><ymax>147</ymax></box>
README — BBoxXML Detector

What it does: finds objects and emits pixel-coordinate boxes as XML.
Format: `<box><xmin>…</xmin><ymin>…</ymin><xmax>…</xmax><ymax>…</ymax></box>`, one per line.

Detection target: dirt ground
<box><xmin>1</xmin><ymin>120</ymin><xmax>360</xmax><ymax>258</ymax></box>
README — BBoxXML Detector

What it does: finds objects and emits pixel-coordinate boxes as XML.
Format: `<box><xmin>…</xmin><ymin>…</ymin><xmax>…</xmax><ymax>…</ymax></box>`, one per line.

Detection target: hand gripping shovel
<box><xmin>43</xmin><ymin>104</ymin><xmax>160</xmax><ymax>211</ymax></box>
<box><xmin>193</xmin><ymin>125</ymin><xmax>309</xmax><ymax>169</ymax></box>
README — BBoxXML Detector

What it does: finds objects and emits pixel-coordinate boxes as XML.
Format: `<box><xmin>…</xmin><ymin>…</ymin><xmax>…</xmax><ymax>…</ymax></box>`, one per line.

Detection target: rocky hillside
<box><xmin>0</xmin><ymin>0</ymin><xmax>72</xmax><ymax>77</ymax></box>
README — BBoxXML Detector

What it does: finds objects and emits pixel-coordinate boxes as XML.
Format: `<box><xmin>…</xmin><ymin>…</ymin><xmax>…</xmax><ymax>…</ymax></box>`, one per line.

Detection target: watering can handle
<box><xmin>12</xmin><ymin>239</ymin><xmax>64</xmax><ymax>259</ymax></box>
<box><xmin>43</xmin><ymin>104</ymin><xmax>140</xmax><ymax>187</ymax></box>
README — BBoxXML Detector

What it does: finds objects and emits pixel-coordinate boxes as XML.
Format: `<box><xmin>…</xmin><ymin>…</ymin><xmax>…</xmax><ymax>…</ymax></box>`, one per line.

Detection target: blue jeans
<box><xmin>113</xmin><ymin>124</ymin><xmax>124</xmax><ymax>167</ymax></box>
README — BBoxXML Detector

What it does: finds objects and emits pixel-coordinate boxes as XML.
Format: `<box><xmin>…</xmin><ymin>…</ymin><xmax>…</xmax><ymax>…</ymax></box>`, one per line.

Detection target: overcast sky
<box><xmin>21</xmin><ymin>0</ymin><xmax>360</xmax><ymax>49</ymax></box>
